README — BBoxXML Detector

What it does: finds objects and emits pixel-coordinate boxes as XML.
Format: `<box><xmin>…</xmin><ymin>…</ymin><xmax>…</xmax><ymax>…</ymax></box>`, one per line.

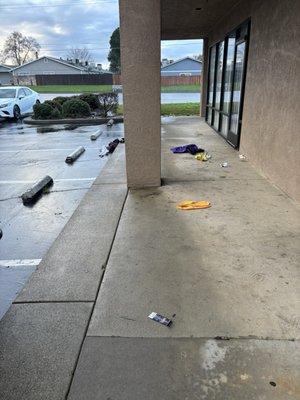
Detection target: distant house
<box><xmin>0</xmin><ymin>64</ymin><xmax>12</xmax><ymax>85</ymax></box>
<box><xmin>11</xmin><ymin>56</ymin><xmax>87</xmax><ymax>78</ymax></box>
<box><xmin>161</xmin><ymin>57</ymin><xmax>202</xmax><ymax>76</ymax></box>
<box><xmin>161</xmin><ymin>58</ymin><xmax>174</xmax><ymax>67</ymax></box>
<box><xmin>9</xmin><ymin>56</ymin><xmax>113</xmax><ymax>85</ymax></box>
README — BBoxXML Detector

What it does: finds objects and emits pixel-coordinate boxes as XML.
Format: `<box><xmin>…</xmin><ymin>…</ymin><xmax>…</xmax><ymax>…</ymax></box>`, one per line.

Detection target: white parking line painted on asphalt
<box><xmin>0</xmin><ymin>178</ymin><xmax>96</xmax><ymax>184</ymax></box>
<box><xmin>0</xmin><ymin>259</ymin><xmax>42</xmax><ymax>267</ymax></box>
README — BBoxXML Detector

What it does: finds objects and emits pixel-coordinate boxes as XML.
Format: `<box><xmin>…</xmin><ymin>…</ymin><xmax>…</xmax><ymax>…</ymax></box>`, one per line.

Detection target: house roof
<box><xmin>161</xmin><ymin>56</ymin><xmax>202</xmax><ymax>70</ymax></box>
<box><xmin>11</xmin><ymin>56</ymin><xmax>86</xmax><ymax>72</ymax></box>
<box><xmin>0</xmin><ymin>64</ymin><xmax>12</xmax><ymax>71</ymax></box>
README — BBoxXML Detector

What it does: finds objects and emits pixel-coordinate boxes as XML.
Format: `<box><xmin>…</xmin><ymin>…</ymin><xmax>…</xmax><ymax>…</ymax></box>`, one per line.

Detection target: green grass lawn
<box><xmin>117</xmin><ymin>102</ymin><xmax>200</xmax><ymax>116</ymax></box>
<box><xmin>161</xmin><ymin>84</ymin><xmax>200</xmax><ymax>93</ymax></box>
<box><xmin>29</xmin><ymin>84</ymin><xmax>199</xmax><ymax>94</ymax></box>
<box><xmin>29</xmin><ymin>85</ymin><xmax>113</xmax><ymax>94</ymax></box>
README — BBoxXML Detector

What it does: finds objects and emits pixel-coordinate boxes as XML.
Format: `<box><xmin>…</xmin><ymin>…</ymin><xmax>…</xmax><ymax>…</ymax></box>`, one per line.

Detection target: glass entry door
<box><xmin>206</xmin><ymin>20</ymin><xmax>250</xmax><ymax>149</ymax></box>
<box><xmin>227</xmin><ymin>40</ymin><xmax>246</xmax><ymax>147</ymax></box>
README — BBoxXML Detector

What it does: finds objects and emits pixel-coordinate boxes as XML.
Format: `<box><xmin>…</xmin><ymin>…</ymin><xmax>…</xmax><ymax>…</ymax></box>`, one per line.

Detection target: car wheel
<box><xmin>13</xmin><ymin>105</ymin><xmax>21</xmax><ymax>120</ymax></box>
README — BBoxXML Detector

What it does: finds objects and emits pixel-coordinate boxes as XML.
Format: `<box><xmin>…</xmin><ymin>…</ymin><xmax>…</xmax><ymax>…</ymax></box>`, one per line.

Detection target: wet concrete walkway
<box><xmin>0</xmin><ymin>117</ymin><xmax>299</xmax><ymax>399</ymax></box>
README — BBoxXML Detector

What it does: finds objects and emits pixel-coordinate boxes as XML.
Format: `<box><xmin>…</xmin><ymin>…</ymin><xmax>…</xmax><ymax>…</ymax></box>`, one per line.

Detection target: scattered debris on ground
<box><xmin>239</xmin><ymin>154</ymin><xmax>247</xmax><ymax>161</ymax></box>
<box><xmin>195</xmin><ymin>152</ymin><xmax>211</xmax><ymax>161</ymax></box>
<box><xmin>65</xmin><ymin>146</ymin><xmax>85</xmax><ymax>163</ymax></box>
<box><xmin>171</xmin><ymin>143</ymin><xmax>211</xmax><ymax>161</ymax></box>
<box><xmin>170</xmin><ymin>144</ymin><xmax>204</xmax><ymax>155</ymax></box>
<box><xmin>148</xmin><ymin>312</ymin><xmax>172</xmax><ymax>327</ymax></box>
<box><xmin>220</xmin><ymin>162</ymin><xmax>229</xmax><ymax>167</ymax></box>
<box><xmin>99</xmin><ymin>139</ymin><xmax>121</xmax><ymax>158</ymax></box>
<box><xmin>21</xmin><ymin>175</ymin><xmax>54</xmax><ymax>205</ymax></box>
<box><xmin>177</xmin><ymin>200</ymin><xmax>211</xmax><ymax>210</ymax></box>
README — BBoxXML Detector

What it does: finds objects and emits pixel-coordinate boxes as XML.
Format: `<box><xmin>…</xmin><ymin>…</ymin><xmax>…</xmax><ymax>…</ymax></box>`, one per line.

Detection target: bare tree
<box><xmin>2</xmin><ymin>32</ymin><xmax>40</xmax><ymax>66</ymax></box>
<box><xmin>66</xmin><ymin>47</ymin><xmax>93</xmax><ymax>63</ymax></box>
<box><xmin>0</xmin><ymin>51</ymin><xmax>5</xmax><ymax>64</ymax></box>
<box><xmin>193</xmin><ymin>54</ymin><xmax>203</xmax><ymax>62</ymax></box>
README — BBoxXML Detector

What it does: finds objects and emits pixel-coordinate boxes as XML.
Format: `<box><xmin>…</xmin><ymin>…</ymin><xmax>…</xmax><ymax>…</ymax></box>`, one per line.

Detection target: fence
<box><xmin>113</xmin><ymin>74</ymin><xmax>201</xmax><ymax>86</ymax></box>
<box><xmin>13</xmin><ymin>75</ymin><xmax>37</xmax><ymax>86</ymax></box>
<box><xmin>35</xmin><ymin>73</ymin><xmax>113</xmax><ymax>85</ymax></box>
<box><xmin>162</xmin><ymin>75</ymin><xmax>201</xmax><ymax>86</ymax></box>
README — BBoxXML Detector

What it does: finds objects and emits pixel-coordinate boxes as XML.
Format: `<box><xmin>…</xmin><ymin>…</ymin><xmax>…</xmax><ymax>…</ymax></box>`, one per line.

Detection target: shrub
<box><xmin>98</xmin><ymin>92</ymin><xmax>118</xmax><ymax>117</ymax></box>
<box><xmin>50</xmin><ymin>108</ymin><xmax>61</xmax><ymax>119</ymax></box>
<box><xmin>33</xmin><ymin>103</ymin><xmax>62</xmax><ymax>120</ymax></box>
<box><xmin>44</xmin><ymin>100</ymin><xmax>62</xmax><ymax>112</ymax></box>
<box><xmin>61</xmin><ymin>99</ymin><xmax>91</xmax><ymax>118</ymax></box>
<box><xmin>78</xmin><ymin>94</ymin><xmax>100</xmax><ymax>110</ymax></box>
<box><xmin>52</xmin><ymin>96</ymin><xmax>74</xmax><ymax>105</ymax></box>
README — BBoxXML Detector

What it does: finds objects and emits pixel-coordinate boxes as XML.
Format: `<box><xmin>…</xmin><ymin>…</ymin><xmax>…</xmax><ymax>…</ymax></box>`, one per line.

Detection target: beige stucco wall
<box><xmin>208</xmin><ymin>0</ymin><xmax>300</xmax><ymax>202</ymax></box>
<box><xmin>119</xmin><ymin>0</ymin><xmax>161</xmax><ymax>187</ymax></box>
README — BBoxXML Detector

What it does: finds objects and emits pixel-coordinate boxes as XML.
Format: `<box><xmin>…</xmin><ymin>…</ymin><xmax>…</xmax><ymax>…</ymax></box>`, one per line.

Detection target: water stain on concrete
<box><xmin>200</xmin><ymin>340</ymin><xmax>227</xmax><ymax>371</ymax></box>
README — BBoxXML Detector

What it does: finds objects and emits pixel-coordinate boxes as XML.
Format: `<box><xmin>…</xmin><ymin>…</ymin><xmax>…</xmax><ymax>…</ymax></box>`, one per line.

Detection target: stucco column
<box><xmin>200</xmin><ymin>38</ymin><xmax>209</xmax><ymax>117</ymax></box>
<box><xmin>119</xmin><ymin>0</ymin><xmax>161</xmax><ymax>188</ymax></box>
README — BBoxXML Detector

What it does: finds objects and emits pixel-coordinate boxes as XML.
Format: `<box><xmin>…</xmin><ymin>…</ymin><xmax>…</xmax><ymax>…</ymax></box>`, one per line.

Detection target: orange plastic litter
<box><xmin>177</xmin><ymin>200</ymin><xmax>211</xmax><ymax>210</ymax></box>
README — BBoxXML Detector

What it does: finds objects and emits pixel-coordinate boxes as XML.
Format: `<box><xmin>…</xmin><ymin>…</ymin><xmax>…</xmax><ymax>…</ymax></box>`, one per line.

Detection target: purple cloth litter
<box><xmin>170</xmin><ymin>144</ymin><xmax>204</xmax><ymax>155</ymax></box>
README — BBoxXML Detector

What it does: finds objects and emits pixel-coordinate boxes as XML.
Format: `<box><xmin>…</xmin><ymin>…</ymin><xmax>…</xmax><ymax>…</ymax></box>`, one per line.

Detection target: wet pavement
<box><xmin>0</xmin><ymin>118</ymin><xmax>124</xmax><ymax>320</ymax></box>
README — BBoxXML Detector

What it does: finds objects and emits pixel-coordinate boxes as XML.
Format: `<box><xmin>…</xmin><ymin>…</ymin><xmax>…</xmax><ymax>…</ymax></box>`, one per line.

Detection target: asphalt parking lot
<box><xmin>0</xmin><ymin>118</ymin><xmax>124</xmax><ymax>319</ymax></box>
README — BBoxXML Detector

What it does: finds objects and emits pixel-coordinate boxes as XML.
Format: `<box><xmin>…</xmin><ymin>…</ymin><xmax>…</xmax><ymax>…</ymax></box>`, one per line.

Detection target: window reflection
<box><xmin>215</xmin><ymin>41</ymin><xmax>224</xmax><ymax>111</ymax></box>
<box><xmin>230</xmin><ymin>42</ymin><xmax>245</xmax><ymax>135</ymax></box>
<box><xmin>223</xmin><ymin>37</ymin><xmax>235</xmax><ymax>115</ymax></box>
<box><xmin>208</xmin><ymin>46</ymin><xmax>216</xmax><ymax>106</ymax></box>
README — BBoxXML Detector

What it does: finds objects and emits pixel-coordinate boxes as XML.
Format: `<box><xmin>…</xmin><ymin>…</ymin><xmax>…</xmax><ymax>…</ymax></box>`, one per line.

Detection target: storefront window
<box><xmin>230</xmin><ymin>41</ymin><xmax>246</xmax><ymax>135</ymax></box>
<box><xmin>215</xmin><ymin>41</ymin><xmax>224</xmax><ymax>111</ymax></box>
<box><xmin>205</xmin><ymin>20</ymin><xmax>250</xmax><ymax>148</ymax></box>
<box><xmin>223</xmin><ymin>37</ymin><xmax>235</xmax><ymax>114</ymax></box>
<box><xmin>208</xmin><ymin>46</ymin><xmax>216</xmax><ymax>106</ymax></box>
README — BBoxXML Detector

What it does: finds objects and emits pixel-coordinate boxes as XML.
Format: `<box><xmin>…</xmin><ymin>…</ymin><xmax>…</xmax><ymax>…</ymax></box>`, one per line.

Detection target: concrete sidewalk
<box><xmin>0</xmin><ymin>117</ymin><xmax>299</xmax><ymax>399</ymax></box>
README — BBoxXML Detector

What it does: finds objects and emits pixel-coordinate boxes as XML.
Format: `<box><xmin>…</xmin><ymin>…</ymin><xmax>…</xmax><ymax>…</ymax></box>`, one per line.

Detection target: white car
<box><xmin>0</xmin><ymin>86</ymin><xmax>40</xmax><ymax>119</ymax></box>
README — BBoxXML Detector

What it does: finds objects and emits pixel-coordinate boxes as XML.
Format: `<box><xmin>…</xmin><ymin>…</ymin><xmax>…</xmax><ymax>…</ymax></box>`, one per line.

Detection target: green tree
<box><xmin>108</xmin><ymin>27</ymin><xmax>120</xmax><ymax>73</ymax></box>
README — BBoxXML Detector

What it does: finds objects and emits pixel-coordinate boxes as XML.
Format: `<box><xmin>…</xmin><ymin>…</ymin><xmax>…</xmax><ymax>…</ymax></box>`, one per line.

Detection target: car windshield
<box><xmin>0</xmin><ymin>89</ymin><xmax>16</xmax><ymax>98</ymax></box>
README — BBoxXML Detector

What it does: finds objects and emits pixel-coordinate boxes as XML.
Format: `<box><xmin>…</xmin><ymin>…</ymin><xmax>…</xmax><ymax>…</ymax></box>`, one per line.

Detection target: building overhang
<box><xmin>161</xmin><ymin>0</ymin><xmax>241</xmax><ymax>40</ymax></box>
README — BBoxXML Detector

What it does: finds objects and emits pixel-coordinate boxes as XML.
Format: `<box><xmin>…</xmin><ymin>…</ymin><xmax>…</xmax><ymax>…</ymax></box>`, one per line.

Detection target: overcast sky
<box><xmin>0</xmin><ymin>0</ymin><xmax>202</xmax><ymax>68</ymax></box>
